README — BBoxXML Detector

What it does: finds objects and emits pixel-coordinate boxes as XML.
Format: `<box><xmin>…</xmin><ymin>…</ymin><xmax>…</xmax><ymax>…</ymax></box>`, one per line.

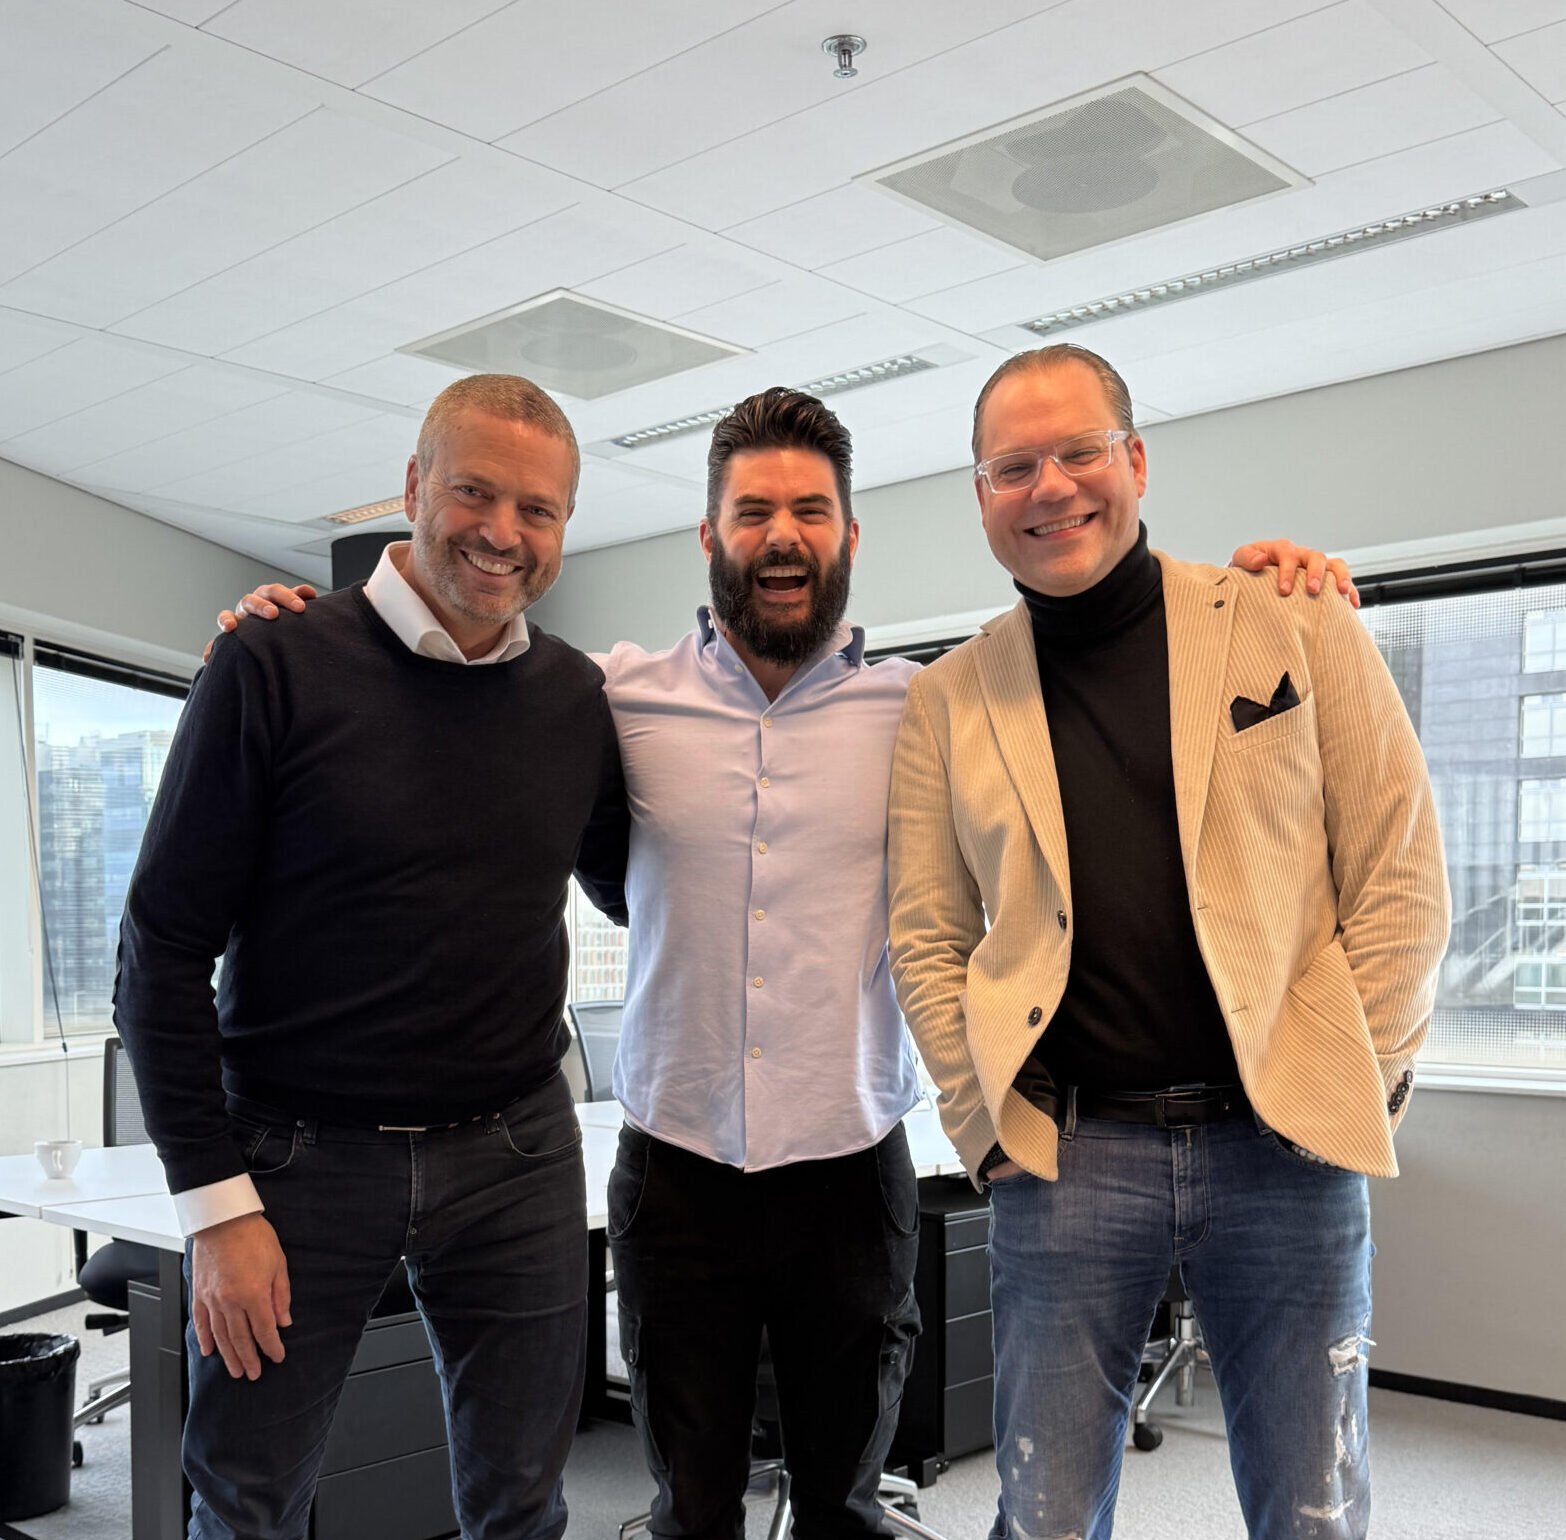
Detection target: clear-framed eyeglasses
<box><xmin>974</xmin><ymin>429</ymin><xmax>1134</xmax><ymax>495</ymax></box>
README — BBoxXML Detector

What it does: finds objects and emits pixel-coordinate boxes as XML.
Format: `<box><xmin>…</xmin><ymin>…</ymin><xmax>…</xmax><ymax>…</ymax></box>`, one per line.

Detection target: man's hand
<box><xmin>986</xmin><ymin>1158</ymin><xmax>1025</xmax><ymax>1182</ymax></box>
<box><xmin>1230</xmin><ymin>539</ymin><xmax>1360</xmax><ymax>608</ymax></box>
<box><xmin>190</xmin><ymin>1212</ymin><xmax>292</xmax><ymax>1380</ymax></box>
<box><xmin>202</xmin><ymin>583</ymin><xmax>316</xmax><ymax>663</ymax></box>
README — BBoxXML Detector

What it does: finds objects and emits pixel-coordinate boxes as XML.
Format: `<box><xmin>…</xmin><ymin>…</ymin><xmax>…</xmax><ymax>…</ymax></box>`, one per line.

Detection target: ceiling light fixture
<box><xmin>822</xmin><ymin>34</ymin><xmax>866</xmax><ymax>79</ymax></box>
<box><xmin>610</xmin><ymin>353</ymin><xmax>937</xmax><ymax>450</ymax></box>
<box><xmin>1020</xmin><ymin>188</ymin><xmax>1521</xmax><ymax>337</ymax></box>
<box><xmin>322</xmin><ymin>497</ymin><xmax>404</xmax><ymax>526</ymax></box>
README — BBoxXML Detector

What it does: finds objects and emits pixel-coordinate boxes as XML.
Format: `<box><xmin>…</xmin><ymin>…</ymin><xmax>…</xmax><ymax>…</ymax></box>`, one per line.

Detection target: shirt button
<box><xmin>734</xmin><ymin>664</ymin><xmax>743</xmax><ymax>673</ymax></box>
<box><xmin>762</xmin><ymin>716</ymin><xmax>772</xmax><ymax>727</ymax></box>
<box><xmin>754</xmin><ymin>909</ymin><xmax>765</xmax><ymax>920</ymax></box>
<box><xmin>751</xmin><ymin>1047</ymin><xmax>762</xmax><ymax>1059</ymax></box>
<box><xmin>1057</xmin><ymin>910</ymin><xmax>1067</xmax><ymax>930</ymax></box>
<box><xmin>757</xmin><ymin>841</ymin><xmax>768</xmax><ymax>854</ymax></box>
<box><xmin>753</xmin><ymin>977</ymin><xmax>764</xmax><ymax>988</ymax></box>
<box><xmin>759</xmin><ymin>776</ymin><xmax>770</xmax><ymax>788</ymax></box>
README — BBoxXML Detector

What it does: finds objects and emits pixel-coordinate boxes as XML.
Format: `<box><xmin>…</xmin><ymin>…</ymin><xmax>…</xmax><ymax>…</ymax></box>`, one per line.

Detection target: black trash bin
<box><xmin>0</xmin><ymin>1333</ymin><xmax>80</xmax><ymax>1520</ymax></box>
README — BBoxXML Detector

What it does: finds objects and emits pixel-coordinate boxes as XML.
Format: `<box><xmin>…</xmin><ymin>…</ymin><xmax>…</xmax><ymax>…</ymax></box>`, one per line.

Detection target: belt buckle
<box><xmin>1153</xmin><ymin>1090</ymin><xmax>1206</xmax><ymax>1129</ymax></box>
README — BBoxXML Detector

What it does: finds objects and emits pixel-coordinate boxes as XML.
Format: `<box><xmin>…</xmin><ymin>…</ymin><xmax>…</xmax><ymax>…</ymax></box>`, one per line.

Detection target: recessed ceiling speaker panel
<box><xmin>400</xmin><ymin>290</ymin><xmax>749</xmax><ymax>401</ymax></box>
<box><xmin>861</xmin><ymin>75</ymin><xmax>1308</xmax><ymax>264</ymax></box>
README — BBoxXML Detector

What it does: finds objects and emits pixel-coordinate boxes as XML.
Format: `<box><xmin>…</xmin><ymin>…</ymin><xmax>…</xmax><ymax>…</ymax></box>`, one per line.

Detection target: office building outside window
<box><xmin>33</xmin><ymin>657</ymin><xmax>184</xmax><ymax>1036</ymax></box>
<box><xmin>566</xmin><ymin>879</ymin><xmax>627</xmax><ymax>1002</ymax></box>
<box><xmin>1360</xmin><ymin>582</ymin><xmax>1566</xmax><ymax>1070</ymax></box>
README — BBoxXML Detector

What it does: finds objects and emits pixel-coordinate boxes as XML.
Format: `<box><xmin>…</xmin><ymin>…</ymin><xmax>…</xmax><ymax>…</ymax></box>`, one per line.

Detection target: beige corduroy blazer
<box><xmin>888</xmin><ymin>552</ymin><xmax>1450</xmax><ymax>1184</ymax></box>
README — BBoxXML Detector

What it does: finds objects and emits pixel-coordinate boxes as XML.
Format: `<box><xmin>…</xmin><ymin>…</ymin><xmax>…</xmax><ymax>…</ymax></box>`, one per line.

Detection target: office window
<box><xmin>33</xmin><ymin>650</ymin><xmax>185</xmax><ymax>1037</ymax></box>
<box><xmin>1519</xmin><ymin>693</ymin><xmax>1566</xmax><ymax>758</ymax></box>
<box><xmin>1523</xmin><ymin>609</ymin><xmax>1566</xmax><ymax>673</ymax></box>
<box><xmin>1517</xmin><ymin>779</ymin><xmax>1566</xmax><ymax>843</ymax></box>
<box><xmin>1358</xmin><ymin>578</ymin><xmax>1566</xmax><ymax>1074</ymax></box>
<box><xmin>566</xmin><ymin>879</ymin><xmax>626</xmax><ymax>1002</ymax></box>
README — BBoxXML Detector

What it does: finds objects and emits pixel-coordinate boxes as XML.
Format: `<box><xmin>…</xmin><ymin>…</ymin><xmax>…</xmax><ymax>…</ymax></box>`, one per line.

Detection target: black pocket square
<box><xmin>1230</xmin><ymin>672</ymin><xmax>1300</xmax><ymax>732</ymax></box>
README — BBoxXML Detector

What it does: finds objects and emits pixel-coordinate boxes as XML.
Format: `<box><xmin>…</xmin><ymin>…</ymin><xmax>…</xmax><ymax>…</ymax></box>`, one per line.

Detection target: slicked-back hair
<box><xmin>971</xmin><ymin>344</ymin><xmax>1136</xmax><ymax>461</ymax></box>
<box><xmin>706</xmin><ymin>388</ymin><xmax>853</xmax><ymax>521</ymax></box>
<box><xmin>416</xmin><ymin>373</ymin><xmax>580</xmax><ymax>493</ymax></box>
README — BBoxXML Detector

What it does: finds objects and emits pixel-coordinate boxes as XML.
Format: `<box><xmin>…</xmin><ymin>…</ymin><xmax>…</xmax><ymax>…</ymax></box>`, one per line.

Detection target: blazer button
<box><xmin>1056</xmin><ymin>910</ymin><xmax>1067</xmax><ymax>931</ymax></box>
<box><xmin>1027</xmin><ymin>1006</ymin><xmax>1042</xmax><ymax>1026</ymax></box>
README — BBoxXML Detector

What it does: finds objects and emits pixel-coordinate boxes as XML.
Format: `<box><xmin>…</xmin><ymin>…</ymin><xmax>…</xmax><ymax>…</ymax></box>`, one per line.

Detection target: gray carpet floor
<box><xmin>7</xmin><ymin>1301</ymin><xmax>1563</xmax><ymax>1538</ymax></box>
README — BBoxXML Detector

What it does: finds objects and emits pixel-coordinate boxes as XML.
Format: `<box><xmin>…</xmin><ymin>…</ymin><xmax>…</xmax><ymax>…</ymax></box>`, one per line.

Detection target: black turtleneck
<box><xmin>1013</xmin><ymin>525</ymin><xmax>1238</xmax><ymax>1096</ymax></box>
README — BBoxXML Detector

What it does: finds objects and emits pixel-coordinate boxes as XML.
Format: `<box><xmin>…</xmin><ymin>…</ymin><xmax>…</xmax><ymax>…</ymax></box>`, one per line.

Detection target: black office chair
<box><xmin>566</xmin><ymin>999</ymin><xmax>623</xmax><ymax>1103</ymax></box>
<box><xmin>1132</xmin><ymin>1265</ymin><xmax>1207</xmax><ymax>1451</ymax></box>
<box><xmin>73</xmin><ymin>1037</ymin><xmax>160</xmax><ymax>1434</ymax></box>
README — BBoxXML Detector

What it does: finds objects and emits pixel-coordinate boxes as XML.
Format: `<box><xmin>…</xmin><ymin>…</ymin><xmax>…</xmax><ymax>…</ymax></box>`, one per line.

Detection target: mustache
<box><xmin>747</xmin><ymin>547</ymin><xmax>820</xmax><ymax>577</ymax></box>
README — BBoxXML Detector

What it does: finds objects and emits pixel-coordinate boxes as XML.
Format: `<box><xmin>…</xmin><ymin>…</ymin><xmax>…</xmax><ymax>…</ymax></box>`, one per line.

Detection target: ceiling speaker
<box><xmin>861</xmin><ymin>75</ymin><xmax>1307</xmax><ymax>264</ymax></box>
<box><xmin>400</xmin><ymin>290</ymin><xmax>748</xmax><ymax>401</ymax></box>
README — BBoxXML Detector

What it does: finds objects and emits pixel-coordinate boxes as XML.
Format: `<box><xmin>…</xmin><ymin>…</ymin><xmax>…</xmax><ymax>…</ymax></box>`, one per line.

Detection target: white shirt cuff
<box><xmin>173</xmin><ymin>1173</ymin><xmax>265</xmax><ymax>1237</ymax></box>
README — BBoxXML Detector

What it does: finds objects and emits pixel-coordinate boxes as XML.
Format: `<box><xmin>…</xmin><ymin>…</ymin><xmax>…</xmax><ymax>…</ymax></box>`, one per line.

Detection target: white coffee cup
<box><xmin>35</xmin><ymin>1138</ymin><xmax>84</xmax><ymax>1180</ymax></box>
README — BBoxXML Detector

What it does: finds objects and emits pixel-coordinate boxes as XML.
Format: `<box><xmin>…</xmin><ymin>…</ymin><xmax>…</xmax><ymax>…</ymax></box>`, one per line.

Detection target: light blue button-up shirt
<box><xmin>597</xmin><ymin>608</ymin><xmax>923</xmax><ymax>1170</ymax></box>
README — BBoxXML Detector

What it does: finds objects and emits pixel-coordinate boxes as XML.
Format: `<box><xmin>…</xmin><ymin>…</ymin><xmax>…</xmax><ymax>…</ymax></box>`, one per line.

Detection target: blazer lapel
<box><xmin>1159</xmin><ymin>554</ymin><xmax>1233</xmax><ymax>874</ymax></box>
<box><xmin>974</xmin><ymin>602</ymin><xmax>1071</xmax><ymax>900</ymax></box>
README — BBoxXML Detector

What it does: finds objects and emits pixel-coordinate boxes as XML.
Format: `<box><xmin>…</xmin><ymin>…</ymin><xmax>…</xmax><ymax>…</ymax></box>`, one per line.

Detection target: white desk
<box><xmin>0</xmin><ymin>1144</ymin><xmax>168</xmax><ymax>1221</ymax></box>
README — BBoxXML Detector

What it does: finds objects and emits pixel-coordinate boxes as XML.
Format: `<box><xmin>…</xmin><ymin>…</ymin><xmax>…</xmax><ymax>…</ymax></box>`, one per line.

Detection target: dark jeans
<box><xmin>183</xmin><ymin>1071</ymin><xmax>587</xmax><ymax>1540</ymax></box>
<box><xmin>608</xmin><ymin>1124</ymin><xmax>921</xmax><ymax>1540</ymax></box>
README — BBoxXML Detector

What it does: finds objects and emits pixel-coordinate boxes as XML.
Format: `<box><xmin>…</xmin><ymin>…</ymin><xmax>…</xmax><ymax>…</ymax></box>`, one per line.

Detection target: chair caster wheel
<box><xmin>1132</xmin><ymin>1421</ymin><xmax>1163</xmax><ymax>1451</ymax></box>
<box><xmin>73</xmin><ymin>1439</ymin><xmax>84</xmax><ymax>1467</ymax></box>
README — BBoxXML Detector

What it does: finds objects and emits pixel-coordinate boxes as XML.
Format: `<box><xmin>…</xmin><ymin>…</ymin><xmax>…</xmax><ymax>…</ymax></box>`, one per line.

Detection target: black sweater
<box><xmin>114</xmin><ymin>586</ymin><xmax>629</xmax><ymax>1193</ymax></box>
<box><xmin>1013</xmin><ymin>527</ymin><xmax>1239</xmax><ymax>1095</ymax></box>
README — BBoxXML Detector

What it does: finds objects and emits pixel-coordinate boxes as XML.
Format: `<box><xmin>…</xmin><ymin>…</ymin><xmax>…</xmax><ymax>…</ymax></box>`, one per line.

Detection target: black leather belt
<box><xmin>1044</xmin><ymin>1084</ymin><xmax>1251</xmax><ymax>1129</ymax></box>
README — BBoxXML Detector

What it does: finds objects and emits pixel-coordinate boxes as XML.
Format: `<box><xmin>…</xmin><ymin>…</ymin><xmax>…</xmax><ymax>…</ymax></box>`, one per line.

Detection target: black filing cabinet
<box><xmin>892</xmin><ymin>1177</ymin><xmax>994</xmax><ymax>1485</ymax></box>
<box><xmin>309</xmin><ymin>1310</ymin><xmax>457</xmax><ymax>1540</ymax></box>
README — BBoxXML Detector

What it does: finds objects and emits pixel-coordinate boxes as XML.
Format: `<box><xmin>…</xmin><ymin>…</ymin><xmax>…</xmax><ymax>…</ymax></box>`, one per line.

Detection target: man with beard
<box><xmin>218</xmin><ymin>384</ymin><xmax>1349</xmax><ymax>1540</ymax></box>
<box><xmin>115</xmin><ymin>373</ymin><xmax>628</xmax><ymax>1540</ymax></box>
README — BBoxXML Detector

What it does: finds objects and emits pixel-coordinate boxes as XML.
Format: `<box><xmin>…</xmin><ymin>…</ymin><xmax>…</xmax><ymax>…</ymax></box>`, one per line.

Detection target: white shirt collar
<box><xmin>363</xmin><ymin>541</ymin><xmax>531</xmax><ymax>665</ymax></box>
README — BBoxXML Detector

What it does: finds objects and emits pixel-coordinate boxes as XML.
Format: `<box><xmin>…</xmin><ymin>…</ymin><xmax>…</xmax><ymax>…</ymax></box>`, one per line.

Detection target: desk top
<box><xmin>2</xmin><ymin>1104</ymin><xmax>964</xmax><ymax>1252</ymax></box>
<box><xmin>0</xmin><ymin>1143</ymin><xmax>168</xmax><ymax>1220</ymax></box>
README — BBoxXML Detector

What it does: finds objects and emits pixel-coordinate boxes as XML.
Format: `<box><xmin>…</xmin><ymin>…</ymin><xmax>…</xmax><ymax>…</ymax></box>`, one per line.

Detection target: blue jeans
<box><xmin>987</xmin><ymin>1114</ymin><xmax>1373</xmax><ymax>1540</ymax></box>
<box><xmin>183</xmin><ymin>1071</ymin><xmax>587</xmax><ymax>1540</ymax></box>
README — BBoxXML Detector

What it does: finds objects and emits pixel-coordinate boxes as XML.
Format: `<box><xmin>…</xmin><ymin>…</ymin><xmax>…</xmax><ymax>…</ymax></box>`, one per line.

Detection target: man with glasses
<box><xmin>888</xmin><ymin>344</ymin><xmax>1449</xmax><ymax>1540</ymax></box>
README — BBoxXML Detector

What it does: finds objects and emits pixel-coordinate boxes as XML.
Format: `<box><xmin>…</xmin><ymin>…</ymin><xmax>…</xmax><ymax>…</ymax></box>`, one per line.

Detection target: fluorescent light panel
<box><xmin>1021</xmin><ymin>189</ymin><xmax>1521</xmax><ymax>337</ymax></box>
<box><xmin>323</xmin><ymin>498</ymin><xmax>404</xmax><ymax>526</ymax></box>
<box><xmin>612</xmin><ymin>354</ymin><xmax>938</xmax><ymax>450</ymax></box>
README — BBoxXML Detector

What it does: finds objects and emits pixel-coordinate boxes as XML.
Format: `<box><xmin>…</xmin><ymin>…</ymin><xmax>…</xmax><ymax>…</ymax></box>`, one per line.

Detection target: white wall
<box><xmin>532</xmin><ymin>333</ymin><xmax>1566</xmax><ymax>653</ymax></box>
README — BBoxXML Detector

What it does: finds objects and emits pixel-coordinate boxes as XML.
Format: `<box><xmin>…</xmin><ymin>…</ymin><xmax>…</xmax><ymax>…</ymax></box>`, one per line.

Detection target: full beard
<box><xmin>708</xmin><ymin>528</ymin><xmax>852</xmax><ymax>667</ymax></box>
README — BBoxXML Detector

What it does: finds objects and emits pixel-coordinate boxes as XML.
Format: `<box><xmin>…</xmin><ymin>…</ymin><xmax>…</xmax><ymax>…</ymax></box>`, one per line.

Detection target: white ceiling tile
<box><xmin>0</xmin><ymin>43</ymin><xmax>323</xmax><ymax>285</ymax></box>
<box><xmin>220</xmin><ymin>197</ymin><xmax>685</xmax><ymax>377</ymax></box>
<box><xmin>4</xmin><ymin>369</ymin><xmax>286</xmax><ymax>477</ymax></box>
<box><xmin>203</xmin><ymin>0</ymin><xmax>512</xmax><ymax>89</ymax></box>
<box><xmin>567</xmin><ymin>479</ymin><xmax>702</xmax><ymax>552</ymax></box>
<box><xmin>1243</xmin><ymin>65</ymin><xmax>1500</xmax><ymax>178</ymax></box>
<box><xmin>0</xmin><ymin>0</ymin><xmax>163</xmax><ymax>158</ymax></box>
<box><xmin>113</xmin><ymin>154</ymin><xmax>580</xmax><ymax>358</ymax></box>
<box><xmin>133</xmin><ymin>2</ymin><xmax>235</xmax><ymax>21</ymax></box>
<box><xmin>829</xmin><ymin>357</ymin><xmax>999</xmax><ymax>435</ymax></box>
<box><xmin>671</xmin><ymin>276</ymin><xmax>867</xmax><ymax>349</ymax></box>
<box><xmin>849</xmin><ymin>400</ymin><xmax>974</xmax><ymax>490</ymax></box>
<box><xmin>321</xmin><ymin>353</ymin><xmax>468</xmax><ymax>407</ymax></box>
<box><xmin>0</xmin><ymin>311</ymin><xmax>74</xmax><ymax>375</ymax></box>
<box><xmin>1438</xmin><ymin>0</ymin><xmax>1566</xmax><ymax>45</ymax></box>
<box><xmin>68</xmin><ymin>391</ymin><xmax>387</xmax><ymax>494</ymax></box>
<box><xmin>722</xmin><ymin>184</ymin><xmax>943</xmax><ymax>271</ymax></box>
<box><xmin>578</xmin><ymin>245</ymin><xmax>777</xmax><ymax>323</ymax></box>
<box><xmin>0</xmin><ymin>109</ymin><xmax>454</xmax><ymax>329</ymax></box>
<box><xmin>0</xmin><ymin>341</ymin><xmax>187</xmax><ymax>441</ymax></box>
<box><xmin>365</xmin><ymin>0</ymin><xmax>777</xmax><ymax>144</ymax></box>
<box><xmin>499</xmin><ymin>0</ymin><xmax>1051</xmax><ymax>188</ymax></box>
<box><xmin>819</xmin><ymin>227</ymin><xmax>1025</xmax><ymax>305</ymax></box>
<box><xmin>1494</xmin><ymin>21</ymin><xmax>1566</xmax><ymax>103</ymax></box>
<box><xmin>1156</xmin><ymin>1</ymin><xmax>1431</xmax><ymax>129</ymax></box>
<box><xmin>621</xmin><ymin>0</ymin><xmax>1332</xmax><ymax>231</ymax></box>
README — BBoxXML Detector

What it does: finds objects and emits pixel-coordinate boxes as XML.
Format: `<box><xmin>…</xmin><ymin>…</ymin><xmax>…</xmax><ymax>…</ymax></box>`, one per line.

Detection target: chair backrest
<box><xmin>102</xmin><ymin>1037</ymin><xmax>151</xmax><ymax>1148</ymax></box>
<box><xmin>565</xmin><ymin>1000</ymin><xmax>623</xmax><ymax>1103</ymax></box>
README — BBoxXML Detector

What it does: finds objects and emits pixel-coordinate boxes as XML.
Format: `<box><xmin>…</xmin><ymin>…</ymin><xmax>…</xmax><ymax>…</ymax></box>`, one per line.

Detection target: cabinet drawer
<box><xmin>944</xmin><ymin>1246</ymin><xmax>991</xmax><ymax>1320</ymax></box>
<box><xmin>945</xmin><ymin>1311</ymin><xmax>993</xmax><ymax>1384</ymax></box>
<box><xmin>319</xmin><ymin>1360</ymin><xmax>447</xmax><ymax>1476</ymax></box>
<box><xmin>349</xmin><ymin>1315</ymin><xmax>431</xmax><ymax>1374</ymax></box>
<box><xmin>943</xmin><ymin>1376</ymin><xmax>994</xmax><ymax>1459</ymax></box>
<box><xmin>312</xmin><ymin>1447</ymin><xmax>457</xmax><ymax>1540</ymax></box>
